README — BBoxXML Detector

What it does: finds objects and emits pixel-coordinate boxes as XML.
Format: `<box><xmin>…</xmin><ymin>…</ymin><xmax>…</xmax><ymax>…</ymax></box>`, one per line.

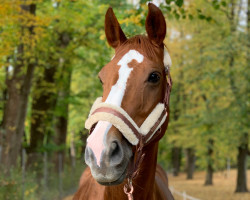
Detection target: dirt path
<box><xmin>168</xmin><ymin>169</ymin><xmax>250</xmax><ymax>200</ymax></box>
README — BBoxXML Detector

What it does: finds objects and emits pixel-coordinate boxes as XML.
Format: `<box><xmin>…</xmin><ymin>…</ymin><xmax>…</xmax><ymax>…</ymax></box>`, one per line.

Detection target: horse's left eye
<box><xmin>148</xmin><ymin>72</ymin><xmax>160</xmax><ymax>83</ymax></box>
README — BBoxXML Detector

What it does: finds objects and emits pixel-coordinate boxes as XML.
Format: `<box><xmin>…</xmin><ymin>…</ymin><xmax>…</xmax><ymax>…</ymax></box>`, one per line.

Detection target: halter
<box><xmin>85</xmin><ymin>71</ymin><xmax>172</xmax><ymax>199</ymax></box>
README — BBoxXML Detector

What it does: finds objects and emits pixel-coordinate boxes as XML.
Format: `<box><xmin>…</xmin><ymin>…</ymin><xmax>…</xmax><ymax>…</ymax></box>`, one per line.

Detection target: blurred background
<box><xmin>0</xmin><ymin>0</ymin><xmax>249</xmax><ymax>199</ymax></box>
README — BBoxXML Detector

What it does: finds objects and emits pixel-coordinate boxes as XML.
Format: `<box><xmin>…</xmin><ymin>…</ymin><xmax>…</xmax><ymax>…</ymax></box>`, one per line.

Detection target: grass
<box><xmin>168</xmin><ymin>169</ymin><xmax>250</xmax><ymax>200</ymax></box>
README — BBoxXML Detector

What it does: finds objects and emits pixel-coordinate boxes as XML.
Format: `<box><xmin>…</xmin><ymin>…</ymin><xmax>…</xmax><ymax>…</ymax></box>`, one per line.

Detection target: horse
<box><xmin>73</xmin><ymin>3</ymin><xmax>174</xmax><ymax>200</ymax></box>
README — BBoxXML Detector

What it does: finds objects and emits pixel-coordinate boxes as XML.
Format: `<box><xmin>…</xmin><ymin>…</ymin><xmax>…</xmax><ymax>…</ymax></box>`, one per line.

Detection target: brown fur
<box><xmin>73</xmin><ymin>3</ymin><xmax>174</xmax><ymax>200</ymax></box>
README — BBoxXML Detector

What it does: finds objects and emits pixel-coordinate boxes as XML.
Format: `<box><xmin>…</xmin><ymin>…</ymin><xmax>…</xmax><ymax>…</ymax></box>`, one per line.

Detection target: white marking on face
<box><xmin>87</xmin><ymin>50</ymin><xmax>144</xmax><ymax>167</ymax></box>
<box><xmin>164</xmin><ymin>48</ymin><xmax>172</xmax><ymax>72</ymax></box>
<box><xmin>87</xmin><ymin>121</ymin><xmax>111</xmax><ymax>167</ymax></box>
<box><xmin>106</xmin><ymin>50</ymin><xmax>144</xmax><ymax>106</ymax></box>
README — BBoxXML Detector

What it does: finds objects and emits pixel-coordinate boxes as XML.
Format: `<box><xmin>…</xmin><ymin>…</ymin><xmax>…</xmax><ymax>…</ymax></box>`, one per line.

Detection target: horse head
<box><xmin>84</xmin><ymin>3</ymin><xmax>171</xmax><ymax>186</ymax></box>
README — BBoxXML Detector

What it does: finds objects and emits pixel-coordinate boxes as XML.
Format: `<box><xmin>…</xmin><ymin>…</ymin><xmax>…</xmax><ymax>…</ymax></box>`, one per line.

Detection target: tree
<box><xmin>159</xmin><ymin>0</ymin><xmax>248</xmax><ymax>188</ymax></box>
<box><xmin>0</xmin><ymin>0</ymin><xmax>37</xmax><ymax>169</ymax></box>
<box><xmin>186</xmin><ymin>147</ymin><xmax>195</xmax><ymax>179</ymax></box>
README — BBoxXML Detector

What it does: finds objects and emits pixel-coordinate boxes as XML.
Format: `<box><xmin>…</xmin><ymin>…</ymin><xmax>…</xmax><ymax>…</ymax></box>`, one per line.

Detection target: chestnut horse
<box><xmin>73</xmin><ymin>3</ymin><xmax>174</xmax><ymax>200</ymax></box>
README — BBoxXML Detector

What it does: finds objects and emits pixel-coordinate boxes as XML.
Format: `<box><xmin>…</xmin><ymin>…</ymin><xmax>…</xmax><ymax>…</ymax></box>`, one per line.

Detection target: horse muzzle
<box><xmin>84</xmin><ymin>95</ymin><xmax>168</xmax><ymax>185</ymax></box>
<box><xmin>85</xmin><ymin>125</ymin><xmax>132</xmax><ymax>185</ymax></box>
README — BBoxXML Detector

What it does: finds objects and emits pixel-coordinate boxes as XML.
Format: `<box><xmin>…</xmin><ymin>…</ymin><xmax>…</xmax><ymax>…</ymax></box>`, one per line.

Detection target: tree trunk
<box><xmin>204</xmin><ymin>139</ymin><xmax>214</xmax><ymax>185</ymax></box>
<box><xmin>186</xmin><ymin>148</ymin><xmax>195</xmax><ymax>179</ymax></box>
<box><xmin>54</xmin><ymin>115</ymin><xmax>68</xmax><ymax>171</ymax></box>
<box><xmin>235</xmin><ymin>133</ymin><xmax>248</xmax><ymax>192</ymax></box>
<box><xmin>0</xmin><ymin>2</ymin><xmax>36</xmax><ymax>169</ymax></box>
<box><xmin>80</xmin><ymin>130</ymin><xmax>88</xmax><ymax>156</ymax></box>
<box><xmin>228</xmin><ymin>0</ymin><xmax>249</xmax><ymax>192</ymax></box>
<box><xmin>26</xmin><ymin>66</ymin><xmax>57</xmax><ymax>168</ymax></box>
<box><xmin>171</xmin><ymin>147</ymin><xmax>181</xmax><ymax>176</ymax></box>
<box><xmin>0</xmin><ymin>63</ymin><xmax>9</xmax><ymax>126</ymax></box>
<box><xmin>70</xmin><ymin>131</ymin><xmax>76</xmax><ymax>169</ymax></box>
<box><xmin>54</xmin><ymin>65</ymin><xmax>72</xmax><ymax>171</ymax></box>
<box><xmin>247</xmin><ymin>0</ymin><xmax>250</xmax><ymax>65</ymax></box>
<box><xmin>0</xmin><ymin>64</ymin><xmax>9</xmax><ymax>147</ymax></box>
<box><xmin>53</xmin><ymin>31</ymin><xmax>72</xmax><ymax>170</ymax></box>
<box><xmin>205</xmin><ymin>161</ymin><xmax>213</xmax><ymax>186</ymax></box>
<box><xmin>0</xmin><ymin>61</ymin><xmax>22</xmax><ymax>168</ymax></box>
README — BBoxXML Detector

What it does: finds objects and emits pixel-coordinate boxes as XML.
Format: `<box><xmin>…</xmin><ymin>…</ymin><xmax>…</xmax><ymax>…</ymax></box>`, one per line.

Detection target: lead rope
<box><xmin>124</xmin><ymin>137</ymin><xmax>145</xmax><ymax>200</ymax></box>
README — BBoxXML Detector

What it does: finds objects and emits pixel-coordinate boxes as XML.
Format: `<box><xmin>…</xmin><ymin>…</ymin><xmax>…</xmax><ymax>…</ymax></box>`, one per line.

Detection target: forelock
<box><xmin>115</xmin><ymin>35</ymin><xmax>164</xmax><ymax>63</ymax></box>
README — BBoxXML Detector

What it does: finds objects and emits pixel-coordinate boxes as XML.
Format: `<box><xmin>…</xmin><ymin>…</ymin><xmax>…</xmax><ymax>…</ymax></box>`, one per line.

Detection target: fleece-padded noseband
<box><xmin>85</xmin><ymin>98</ymin><xmax>167</xmax><ymax>145</ymax></box>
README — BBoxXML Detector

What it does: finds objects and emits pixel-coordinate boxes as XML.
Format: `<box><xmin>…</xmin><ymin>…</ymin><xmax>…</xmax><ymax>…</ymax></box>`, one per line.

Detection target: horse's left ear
<box><xmin>146</xmin><ymin>3</ymin><xmax>166</xmax><ymax>46</ymax></box>
<box><xmin>105</xmin><ymin>7</ymin><xmax>127</xmax><ymax>49</ymax></box>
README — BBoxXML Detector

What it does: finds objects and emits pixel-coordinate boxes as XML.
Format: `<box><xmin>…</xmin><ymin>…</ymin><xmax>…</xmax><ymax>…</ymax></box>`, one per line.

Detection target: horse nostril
<box><xmin>85</xmin><ymin>146</ymin><xmax>97</xmax><ymax>166</ymax></box>
<box><xmin>110</xmin><ymin>141</ymin><xmax>123</xmax><ymax>166</ymax></box>
<box><xmin>111</xmin><ymin>141</ymin><xmax>118</xmax><ymax>156</ymax></box>
<box><xmin>85</xmin><ymin>147</ymin><xmax>91</xmax><ymax>162</ymax></box>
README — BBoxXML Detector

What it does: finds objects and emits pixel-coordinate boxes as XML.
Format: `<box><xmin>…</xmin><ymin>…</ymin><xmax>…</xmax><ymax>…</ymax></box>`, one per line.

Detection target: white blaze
<box><xmin>87</xmin><ymin>50</ymin><xmax>144</xmax><ymax>167</ymax></box>
<box><xmin>105</xmin><ymin>50</ymin><xmax>144</xmax><ymax>106</ymax></box>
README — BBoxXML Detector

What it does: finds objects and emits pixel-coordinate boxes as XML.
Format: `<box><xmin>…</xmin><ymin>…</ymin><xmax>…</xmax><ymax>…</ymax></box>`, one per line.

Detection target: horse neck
<box><xmin>104</xmin><ymin>142</ymin><xmax>159</xmax><ymax>200</ymax></box>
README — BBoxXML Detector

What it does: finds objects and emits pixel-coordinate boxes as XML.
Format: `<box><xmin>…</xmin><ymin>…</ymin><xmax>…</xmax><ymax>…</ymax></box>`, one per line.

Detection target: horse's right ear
<box><xmin>146</xmin><ymin>3</ymin><xmax>166</xmax><ymax>46</ymax></box>
<box><xmin>105</xmin><ymin>7</ymin><xmax>127</xmax><ymax>49</ymax></box>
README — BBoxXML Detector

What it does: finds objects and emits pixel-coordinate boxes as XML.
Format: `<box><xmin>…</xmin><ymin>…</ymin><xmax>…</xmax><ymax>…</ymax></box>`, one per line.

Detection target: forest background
<box><xmin>0</xmin><ymin>0</ymin><xmax>249</xmax><ymax>199</ymax></box>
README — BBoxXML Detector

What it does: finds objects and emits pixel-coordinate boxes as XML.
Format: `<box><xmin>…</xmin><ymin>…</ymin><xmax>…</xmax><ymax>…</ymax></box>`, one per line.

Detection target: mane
<box><xmin>116</xmin><ymin>35</ymin><xmax>164</xmax><ymax>62</ymax></box>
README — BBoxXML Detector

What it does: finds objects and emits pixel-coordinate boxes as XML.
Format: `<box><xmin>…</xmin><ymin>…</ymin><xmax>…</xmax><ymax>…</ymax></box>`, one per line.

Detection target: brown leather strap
<box><xmin>164</xmin><ymin>71</ymin><xmax>172</xmax><ymax>106</ymax></box>
<box><xmin>143</xmin><ymin>71</ymin><xmax>172</xmax><ymax>145</ymax></box>
<box><xmin>143</xmin><ymin>108</ymin><xmax>167</xmax><ymax>143</ymax></box>
<box><xmin>126</xmin><ymin>71</ymin><xmax>172</xmax><ymax>182</ymax></box>
<box><xmin>91</xmin><ymin>107</ymin><xmax>141</xmax><ymax>140</ymax></box>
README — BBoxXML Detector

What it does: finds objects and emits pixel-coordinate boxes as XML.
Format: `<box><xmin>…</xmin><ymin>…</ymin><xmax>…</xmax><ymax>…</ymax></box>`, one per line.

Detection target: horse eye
<box><xmin>148</xmin><ymin>72</ymin><xmax>160</xmax><ymax>83</ymax></box>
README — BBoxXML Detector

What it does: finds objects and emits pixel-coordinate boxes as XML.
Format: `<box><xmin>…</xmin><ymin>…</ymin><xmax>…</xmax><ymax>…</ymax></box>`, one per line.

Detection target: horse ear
<box><xmin>105</xmin><ymin>7</ymin><xmax>127</xmax><ymax>49</ymax></box>
<box><xmin>145</xmin><ymin>3</ymin><xmax>166</xmax><ymax>46</ymax></box>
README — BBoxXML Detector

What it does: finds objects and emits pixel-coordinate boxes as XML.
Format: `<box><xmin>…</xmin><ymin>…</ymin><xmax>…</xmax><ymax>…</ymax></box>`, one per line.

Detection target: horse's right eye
<box><xmin>148</xmin><ymin>72</ymin><xmax>160</xmax><ymax>83</ymax></box>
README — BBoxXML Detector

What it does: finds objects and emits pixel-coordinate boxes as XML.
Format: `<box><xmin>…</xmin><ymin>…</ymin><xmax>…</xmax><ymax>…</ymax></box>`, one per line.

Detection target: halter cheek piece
<box><xmin>85</xmin><ymin>71</ymin><xmax>172</xmax><ymax>199</ymax></box>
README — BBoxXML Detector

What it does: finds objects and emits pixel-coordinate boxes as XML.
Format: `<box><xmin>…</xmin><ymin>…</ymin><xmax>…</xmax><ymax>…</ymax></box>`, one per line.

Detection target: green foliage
<box><xmin>175</xmin><ymin>0</ymin><xmax>184</xmax><ymax>7</ymax></box>
<box><xmin>0</xmin><ymin>160</ymin><xmax>85</xmax><ymax>200</ymax></box>
<box><xmin>158</xmin><ymin>0</ymin><xmax>249</xmax><ymax>171</ymax></box>
<box><xmin>0</xmin><ymin>167</ymin><xmax>38</xmax><ymax>200</ymax></box>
